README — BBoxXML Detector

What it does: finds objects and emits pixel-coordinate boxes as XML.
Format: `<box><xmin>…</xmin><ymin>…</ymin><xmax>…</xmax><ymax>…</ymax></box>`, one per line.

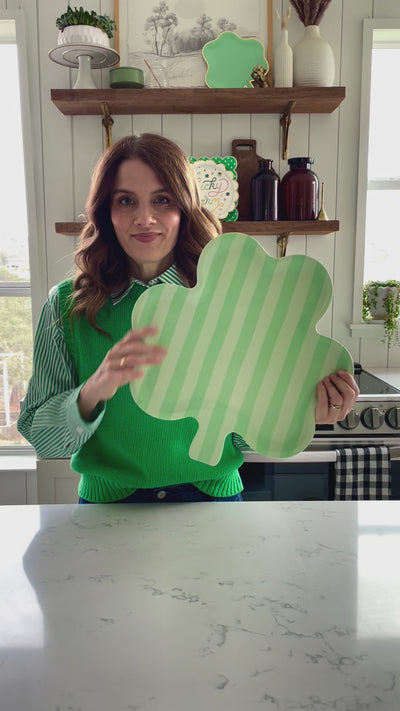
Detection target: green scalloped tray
<box><xmin>202</xmin><ymin>31</ymin><xmax>268</xmax><ymax>88</ymax></box>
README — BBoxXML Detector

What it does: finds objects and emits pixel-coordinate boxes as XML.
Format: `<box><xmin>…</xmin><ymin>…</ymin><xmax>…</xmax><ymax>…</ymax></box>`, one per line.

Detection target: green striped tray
<box><xmin>130</xmin><ymin>233</ymin><xmax>353</xmax><ymax>465</ymax></box>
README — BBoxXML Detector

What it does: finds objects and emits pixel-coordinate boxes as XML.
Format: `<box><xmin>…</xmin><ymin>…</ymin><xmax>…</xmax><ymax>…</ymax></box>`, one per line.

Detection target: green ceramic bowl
<box><xmin>109</xmin><ymin>67</ymin><xmax>144</xmax><ymax>89</ymax></box>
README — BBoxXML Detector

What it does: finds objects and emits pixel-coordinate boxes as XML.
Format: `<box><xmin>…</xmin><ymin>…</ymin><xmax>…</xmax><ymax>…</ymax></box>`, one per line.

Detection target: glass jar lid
<box><xmin>288</xmin><ymin>157</ymin><xmax>314</xmax><ymax>167</ymax></box>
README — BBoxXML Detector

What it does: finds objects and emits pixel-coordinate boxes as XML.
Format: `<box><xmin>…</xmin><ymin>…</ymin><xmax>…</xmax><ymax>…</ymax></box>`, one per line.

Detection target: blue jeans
<box><xmin>79</xmin><ymin>482</ymin><xmax>243</xmax><ymax>504</ymax></box>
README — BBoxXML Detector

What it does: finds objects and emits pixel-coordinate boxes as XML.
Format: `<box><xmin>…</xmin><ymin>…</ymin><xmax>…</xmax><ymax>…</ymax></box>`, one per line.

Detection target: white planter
<box><xmin>57</xmin><ymin>25</ymin><xmax>110</xmax><ymax>48</ymax></box>
<box><xmin>274</xmin><ymin>30</ymin><xmax>293</xmax><ymax>88</ymax></box>
<box><xmin>366</xmin><ymin>286</ymin><xmax>399</xmax><ymax>320</ymax></box>
<box><xmin>293</xmin><ymin>25</ymin><xmax>335</xmax><ymax>87</ymax></box>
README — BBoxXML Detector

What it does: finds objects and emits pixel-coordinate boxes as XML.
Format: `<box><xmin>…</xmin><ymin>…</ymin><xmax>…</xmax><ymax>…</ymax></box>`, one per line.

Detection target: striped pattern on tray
<box><xmin>130</xmin><ymin>233</ymin><xmax>353</xmax><ymax>465</ymax></box>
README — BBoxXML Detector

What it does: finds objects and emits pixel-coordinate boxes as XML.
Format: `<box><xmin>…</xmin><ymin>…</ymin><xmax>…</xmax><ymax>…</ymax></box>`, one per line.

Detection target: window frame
<box><xmin>352</xmin><ymin>18</ymin><xmax>400</xmax><ymax>335</ymax></box>
<box><xmin>0</xmin><ymin>10</ymin><xmax>41</xmax><ymax>453</ymax></box>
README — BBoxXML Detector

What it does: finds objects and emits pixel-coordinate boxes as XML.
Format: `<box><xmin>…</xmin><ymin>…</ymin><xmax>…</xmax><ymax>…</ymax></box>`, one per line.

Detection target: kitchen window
<box><xmin>363</xmin><ymin>28</ymin><xmax>400</xmax><ymax>282</ymax></box>
<box><xmin>353</xmin><ymin>19</ymin><xmax>400</xmax><ymax>330</ymax></box>
<box><xmin>0</xmin><ymin>14</ymin><xmax>35</xmax><ymax>449</ymax></box>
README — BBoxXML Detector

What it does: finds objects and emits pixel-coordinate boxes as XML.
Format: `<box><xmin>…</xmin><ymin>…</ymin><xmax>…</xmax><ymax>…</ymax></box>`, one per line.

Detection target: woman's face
<box><xmin>110</xmin><ymin>158</ymin><xmax>181</xmax><ymax>282</ymax></box>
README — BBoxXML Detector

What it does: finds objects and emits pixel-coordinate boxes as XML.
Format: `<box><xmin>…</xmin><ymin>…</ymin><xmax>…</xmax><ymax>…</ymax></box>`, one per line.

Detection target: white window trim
<box><xmin>0</xmin><ymin>10</ymin><xmax>45</xmax><ymax>325</ymax></box>
<box><xmin>0</xmin><ymin>11</ymin><xmax>40</xmax><ymax>456</ymax></box>
<box><xmin>368</xmin><ymin>179</ymin><xmax>400</xmax><ymax>190</ymax></box>
<box><xmin>0</xmin><ymin>282</ymin><xmax>30</xmax><ymax>297</ymax></box>
<box><xmin>351</xmin><ymin>18</ymin><xmax>400</xmax><ymax>338</ymax></box>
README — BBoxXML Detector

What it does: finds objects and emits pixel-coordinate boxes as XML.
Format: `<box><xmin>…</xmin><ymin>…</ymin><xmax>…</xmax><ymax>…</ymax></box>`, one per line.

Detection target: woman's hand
<box><xmin>315</xmin><ymin>370</ymin><xmax>359</xmax><ymax>425</ymax></box>
<box><xmin>78</xmin><ymin>326</ymin><xmax>167</xmax><ymax>421</ymax></box>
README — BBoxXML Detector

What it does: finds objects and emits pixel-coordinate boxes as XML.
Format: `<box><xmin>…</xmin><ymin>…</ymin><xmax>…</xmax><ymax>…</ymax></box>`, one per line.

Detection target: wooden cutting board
<box><xmin>231</xmin><ymin>139</ymin><xmax>263</xmax><ymax>220</ymax></box>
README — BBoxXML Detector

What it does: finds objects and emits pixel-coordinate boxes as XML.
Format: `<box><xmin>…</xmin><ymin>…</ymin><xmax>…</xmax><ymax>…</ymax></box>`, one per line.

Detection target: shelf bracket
<box><xmin>101</xmin><ymin>103</ymin><xmax>114</xmax><ymax>149</ymax></box>
<box><xmin>280</xmin><ymin>100</ymin><xmax>296</xmax><ymax>160</ymax></box>
<box><xmin>277</xmin><ymin>232</ymin><xmax>289</xmax><ymax>258</ymax></box>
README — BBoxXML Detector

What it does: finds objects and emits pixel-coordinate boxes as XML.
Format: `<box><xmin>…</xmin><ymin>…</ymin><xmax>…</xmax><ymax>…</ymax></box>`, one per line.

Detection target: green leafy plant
<box><xmin>56</xmin><ymin>5</ymin><xmax>117</xmax><ymax>38</ymax></box>
<box><xmin>362</xmin><ymin>279</ymin><xmax>400</xmax><ymax>348</ymax></box>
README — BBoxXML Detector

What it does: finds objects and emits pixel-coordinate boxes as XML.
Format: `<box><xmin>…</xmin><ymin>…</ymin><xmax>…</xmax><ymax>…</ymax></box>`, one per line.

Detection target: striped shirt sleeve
<box><xmin>17</xmin><ymin>288</ymin><xmax>104</xmax><ymax>458</ymax></box>
<box><xmin>18</xmin><ymin>268</ymin><xmax>250</xmax><ymax>458</ymax></box>
<box><xmin>232</xmin><ymin>433</ymin><xmax>251</xmax><ymax>451</ymax></box>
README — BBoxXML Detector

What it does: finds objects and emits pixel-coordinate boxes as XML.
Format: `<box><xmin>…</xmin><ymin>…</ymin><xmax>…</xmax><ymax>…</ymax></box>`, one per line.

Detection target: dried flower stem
<box><xmin>275</xmin><ymin>7</ymin><xmax>291</xmax><ymax>30</ymax></box>
<box><xmin>289</xmin><ymin>0</ymin><xmax>332</xmax><ymax>26</ymax></box>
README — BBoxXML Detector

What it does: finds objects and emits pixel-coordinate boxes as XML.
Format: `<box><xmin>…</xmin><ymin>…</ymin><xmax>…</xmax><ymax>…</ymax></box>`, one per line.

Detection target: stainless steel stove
<box><xmin>241</xmin><ymin>365</ymin><xmax>400</xmax><ymax>502</ymax></box>
<box><xmin>314</xmin><ymin>363</ymin><xmax>400</xmax><ymax>451</ymax></box>
<box><xmin>244</xmin><ymin>364</ymin><xmax>400</xmax><ymax>457</ymax></box>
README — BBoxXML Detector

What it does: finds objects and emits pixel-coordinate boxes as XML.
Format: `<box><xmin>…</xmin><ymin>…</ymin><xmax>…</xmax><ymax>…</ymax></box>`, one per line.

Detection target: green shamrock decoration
<box><xmin>130</xmin><ymin>233</ymin><xmax>353</xmax><ymax>465</ymax></box>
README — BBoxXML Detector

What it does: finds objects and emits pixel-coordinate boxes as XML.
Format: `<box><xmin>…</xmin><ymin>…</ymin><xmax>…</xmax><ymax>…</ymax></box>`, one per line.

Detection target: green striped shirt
<box><xmin>18</xmin><ymin>264</ymin><xmax>247</xmax><ymax>458</ymax></box>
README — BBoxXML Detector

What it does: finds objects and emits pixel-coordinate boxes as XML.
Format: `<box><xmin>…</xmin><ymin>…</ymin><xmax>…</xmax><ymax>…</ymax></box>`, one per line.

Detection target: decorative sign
<box><xmin>130</xmin><ymin>233</ymin><xmax>353</xmax><ymax>466</ymax></box>
<box><xmin>189</xmin><ymin>156</ymin><xmax>238</xmax><ymax>222</ymax></box>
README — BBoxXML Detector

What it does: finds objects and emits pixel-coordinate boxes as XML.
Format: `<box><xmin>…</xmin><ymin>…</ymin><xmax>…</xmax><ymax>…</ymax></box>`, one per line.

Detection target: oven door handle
<box><xmin>244</xmin><ymin>451</ymin><xmax>337</xmax><ymax>463</ymax></box>
<box><xmin>389</xmin><ymin>445</ymin><xmax>400</xmax><ymax>460</ymax></box>
<box><xmin>243</xmin><ymin>445</ymin><xmax>400</xmax><ymax>464</ymax></box>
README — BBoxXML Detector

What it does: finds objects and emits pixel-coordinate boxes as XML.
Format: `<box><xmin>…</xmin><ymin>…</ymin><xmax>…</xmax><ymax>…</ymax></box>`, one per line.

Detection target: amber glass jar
<box><xmin>279</xmin><ymin>157</ymin><xmax>319</xmax><ymax>220</ymax></box>
<box><xmin>251</xmin><ymin>159</ymin><xmax>279</xmax><ymax>220</ymax></box>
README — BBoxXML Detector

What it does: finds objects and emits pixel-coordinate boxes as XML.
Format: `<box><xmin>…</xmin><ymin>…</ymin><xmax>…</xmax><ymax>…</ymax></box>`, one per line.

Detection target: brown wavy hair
<box><xmin>72</xmin><ymin>133</ymin><xmax>221</xmax><ymax>329</ymax></box>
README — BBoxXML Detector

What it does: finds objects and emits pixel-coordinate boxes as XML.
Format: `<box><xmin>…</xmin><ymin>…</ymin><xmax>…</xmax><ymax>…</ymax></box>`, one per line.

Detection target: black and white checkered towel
<box><xmin>334</xmin><ymin>446</ymin><xmax>391</xmax><ymax>500</ymax></box>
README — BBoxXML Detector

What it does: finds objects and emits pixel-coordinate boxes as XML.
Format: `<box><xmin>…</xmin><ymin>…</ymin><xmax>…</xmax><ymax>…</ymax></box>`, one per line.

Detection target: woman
<box><xmin>18</xmin><ymin>133</ymin><xmax>359</xmax><ymax>503</ymax></box>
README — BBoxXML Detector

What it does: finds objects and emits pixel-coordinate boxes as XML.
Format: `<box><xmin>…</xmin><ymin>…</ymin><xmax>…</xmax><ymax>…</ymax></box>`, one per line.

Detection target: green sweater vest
<box><xmin>58</xmin><ymin>279</ymin><xmax>243</xmax><ymax>502</ymax></box>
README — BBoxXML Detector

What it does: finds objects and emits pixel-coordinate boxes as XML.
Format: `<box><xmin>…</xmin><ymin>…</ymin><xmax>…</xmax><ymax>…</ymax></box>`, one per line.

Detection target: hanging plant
<box><xmin>289</xmin><ymin>0</ymin><xmax>332</xmax><ymax>26</ymax></box>
<box><xmin>362</xmin><ymin>280</ymin><xmax>400</xmax><ymax>348</ymax></box>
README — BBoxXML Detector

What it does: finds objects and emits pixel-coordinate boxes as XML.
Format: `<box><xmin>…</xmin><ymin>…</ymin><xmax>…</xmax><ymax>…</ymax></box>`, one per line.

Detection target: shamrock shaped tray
<box><xmin>130</xmin><ymin>233</ymin><xmax>353</xmax><ymax>465</ymax></box>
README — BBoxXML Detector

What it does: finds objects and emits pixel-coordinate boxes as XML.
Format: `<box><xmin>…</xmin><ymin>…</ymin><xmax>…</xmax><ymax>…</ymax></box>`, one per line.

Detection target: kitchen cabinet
<box><xmin>0</xmin><ymin>455</ymin><xmax>37</xmax><ymax>504</ymax></box>
<box><xmin>36</xmin><ymin>458</ymin><xmax>80</xmax><ymax>504</ymax></box>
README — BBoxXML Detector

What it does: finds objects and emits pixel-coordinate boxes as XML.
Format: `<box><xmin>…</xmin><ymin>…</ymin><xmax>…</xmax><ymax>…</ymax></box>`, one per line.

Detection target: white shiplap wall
<box><xmin>6</xmin><ymin>0</ymin><xmax>400</xmax><ymax>368</ymax></box>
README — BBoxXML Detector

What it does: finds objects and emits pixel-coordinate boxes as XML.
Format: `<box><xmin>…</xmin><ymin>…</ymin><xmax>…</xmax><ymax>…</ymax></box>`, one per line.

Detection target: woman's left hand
<box><xmin>315</xmin><ymin>370</ymin><xmax>360</xmax><ymax>424</ymax></box>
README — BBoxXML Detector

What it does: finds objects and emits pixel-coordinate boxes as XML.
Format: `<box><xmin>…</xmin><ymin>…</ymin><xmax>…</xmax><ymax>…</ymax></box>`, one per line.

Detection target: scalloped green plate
<box><xmin>202</xmin><ymin>31</ymin><xmax>268</xmax><ymax>88</ymax></box>
<box><xmin>189</xmin><ymin>155</ymin><xmax>238</xmax><ymax>221</ymax></box>
<box><xmin>130</xmin><ymin>233</ymin><xmax>353</xmax><ymax>466</ymax></box>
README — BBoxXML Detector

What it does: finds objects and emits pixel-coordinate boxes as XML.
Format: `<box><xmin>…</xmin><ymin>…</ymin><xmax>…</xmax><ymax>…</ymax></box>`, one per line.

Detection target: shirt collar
<box><xmin>111</xmin><ymin>263</ymin><xmax>184</xmax><ymax>305</ymax></box>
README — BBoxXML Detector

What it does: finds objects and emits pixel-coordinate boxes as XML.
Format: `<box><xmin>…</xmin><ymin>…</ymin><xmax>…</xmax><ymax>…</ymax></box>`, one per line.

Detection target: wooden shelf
<box><xmin>55</xmin><ymin>220</ymin><xmax>339</xmax><ymax>237</ymax></box>
<box><xmin>221</xmin><ymin>220</ymin><xmax>338</xmax><ymax>235</ymax></box>
<box><xmin>50</xmin><ymin>87</ymin><xmax>345</xmax><ymax>116</ymax></box>
<box><xmin>52</xmin><ymin>86</ymin><xmax>342</xmax><ymax>251</ymax></box>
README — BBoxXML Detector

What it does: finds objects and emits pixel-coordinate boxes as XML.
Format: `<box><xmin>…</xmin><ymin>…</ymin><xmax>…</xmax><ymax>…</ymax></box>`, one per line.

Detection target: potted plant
<box><xmin>362</xmin><ymin>280</ymin><xmax>400</xmax><ymax>348</ymax></box>
<box><xmin>56</xmin><ymin>5</ymin><xmax>117</xmax><ymax>47</ymax></box>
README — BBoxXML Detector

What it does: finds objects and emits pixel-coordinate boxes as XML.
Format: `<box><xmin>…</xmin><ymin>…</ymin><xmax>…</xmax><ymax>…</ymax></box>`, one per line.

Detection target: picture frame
<box><xmin>113</xmin><ymin>0</ymin><xmax>270</xmax><ymax>88</ymax></box>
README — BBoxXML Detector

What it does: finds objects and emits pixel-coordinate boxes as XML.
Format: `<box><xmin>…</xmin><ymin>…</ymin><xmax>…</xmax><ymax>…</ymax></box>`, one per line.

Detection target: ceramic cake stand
<box><xmin>48</xmin><ymin>44</ymin><xmax>119</xmax><ymax>89</ymax></box>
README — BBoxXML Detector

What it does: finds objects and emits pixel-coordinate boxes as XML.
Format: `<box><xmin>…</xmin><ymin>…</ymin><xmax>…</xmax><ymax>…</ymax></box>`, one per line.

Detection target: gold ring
<box><xmin>120</xmin><ymin>356</ymin><xmax>126</xmax><ymax>368</ymax></box>
<box><xmin>329</xmin><ymin>402</ymin><xmax>341</xmax><ymax>411</ymax></box>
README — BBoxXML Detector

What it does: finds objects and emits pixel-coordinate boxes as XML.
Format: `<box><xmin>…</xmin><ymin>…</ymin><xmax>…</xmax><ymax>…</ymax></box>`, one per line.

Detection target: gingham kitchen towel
<box><xmin>334</xmin><ymin>446</ymin><xmax>391</xmax><ymax>500</ymax></box>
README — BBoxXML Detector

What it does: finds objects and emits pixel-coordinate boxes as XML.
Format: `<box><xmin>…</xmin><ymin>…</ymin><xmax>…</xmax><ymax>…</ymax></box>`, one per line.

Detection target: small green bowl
<box><xmin>109</xmin><ymin>66</ymin><xmax>144</xmax><ymax>89</ymax></box>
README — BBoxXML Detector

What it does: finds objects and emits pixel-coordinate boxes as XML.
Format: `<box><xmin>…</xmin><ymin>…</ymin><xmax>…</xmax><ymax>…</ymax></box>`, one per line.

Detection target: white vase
<box><xmin>274</xmin><ymin>29</ymin><xmax>293</xmax><ymax>88</ymax></box>
<box><xmin>293</xmin><ymin>25</ymin><xmax>335</xmax><ymax>87</ymax></box>
<box><xmin>57</xmin><ymin>25</ymin><xmax>110</xmax><ymax>48</ymax></box>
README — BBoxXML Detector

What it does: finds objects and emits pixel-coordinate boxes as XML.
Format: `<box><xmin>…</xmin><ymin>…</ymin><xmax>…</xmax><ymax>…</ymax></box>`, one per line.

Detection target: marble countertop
<box><xmin>1</xmin><ymin>501</ymin><xmax>400</xmax><ymax>711</ymax></box>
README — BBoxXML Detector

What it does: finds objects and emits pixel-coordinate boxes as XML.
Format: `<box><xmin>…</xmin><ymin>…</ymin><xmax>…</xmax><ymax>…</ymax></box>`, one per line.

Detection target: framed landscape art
<box><xmin>114</xmin><ymin>0</ymin><xmax>269</xmax><ymax>88</ymax></box>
